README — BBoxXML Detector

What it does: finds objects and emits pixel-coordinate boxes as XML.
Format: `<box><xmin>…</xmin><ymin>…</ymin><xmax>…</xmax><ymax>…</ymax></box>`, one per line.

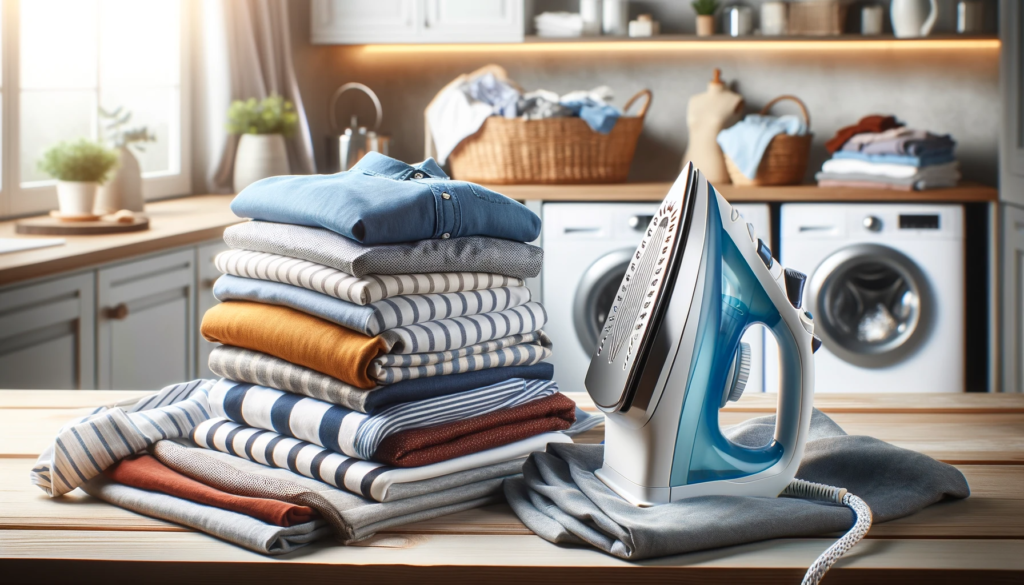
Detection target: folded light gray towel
<box><xmin>504</xmin><ymin>410</ymin><xmax>970</xmax><ymax>560</ymax></box>
<box><xmin>224</xmin><ymin>220</ymin><xmax>544</xmax><ymax>279</ymax></box>
<box><xmin>81</xmin><ymin>475</ymin><xmax>334</xmax><ymax>555</ymax></box>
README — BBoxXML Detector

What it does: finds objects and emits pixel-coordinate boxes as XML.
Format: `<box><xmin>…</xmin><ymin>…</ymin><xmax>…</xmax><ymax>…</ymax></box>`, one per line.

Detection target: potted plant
<box><xmin>693</xmin><ymin>0</ymin><xmax>719</xmax><ymax>36</ymax></box>
<box><xmin>38</xmin><ymin>139</ymin><xmax>119</xmax><ymax>218</ymax></box>
<box><xmin>96</xmin><ymin>107</ymin><xmax>156</xmax><ymax>213</ymax></box>
<box><xmin>227</xmin><ymin>94</ymin><xmax>298</xmax><ymax>192</ymax></box>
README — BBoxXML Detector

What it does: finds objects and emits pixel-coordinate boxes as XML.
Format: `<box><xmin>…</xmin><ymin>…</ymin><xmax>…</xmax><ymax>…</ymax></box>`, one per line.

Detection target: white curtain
<box><xmin>191</xmin><ymin>0</ymin><xmax>315</xmax><ymax>193</ymax></box>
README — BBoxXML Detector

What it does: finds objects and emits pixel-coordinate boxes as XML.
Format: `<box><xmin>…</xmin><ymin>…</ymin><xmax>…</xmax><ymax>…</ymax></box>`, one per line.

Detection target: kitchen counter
<box><xmin>0</xmin><ymin>195</ymin><xmax>240</xmax><ymax>287</ymax></box>
<box><xmin>0</xmin><ymin>186</ymin><xmax>997</xmax><ymax>287</ymax></box>
<box><xmin>491</xmin><ymin>183</ymin><xmax>999</xmax><ymax>203</ymax></box>
<box><xmin>1</xmin><ymin>391</ymin><xmax>1021</xmax><ymax>582</ymax></box>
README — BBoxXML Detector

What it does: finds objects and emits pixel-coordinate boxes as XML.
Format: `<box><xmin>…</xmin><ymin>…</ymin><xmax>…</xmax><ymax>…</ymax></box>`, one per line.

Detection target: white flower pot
<box><xmin>233</xmin><ymin>134</ymin><xmax>291</xmax><ymax>193</ymax></box>
<box><xmin>96</xmin><ymin>146</ymin><xmax>144</xmax><ymax>214</ymax></box>
<box><xmin>56</xmin><ymin>181</ymin><xmax>99</xmax><ymax>216</ymax></box>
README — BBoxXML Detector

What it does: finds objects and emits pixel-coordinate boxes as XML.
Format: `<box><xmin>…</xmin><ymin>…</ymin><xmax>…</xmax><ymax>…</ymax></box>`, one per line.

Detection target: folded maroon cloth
<box><xmin>105</xmin><ymin>454</ymin><xmax>318</xmax><ymax>527</ymax></box>
<box><xmin>825</xmin><ymin>115</ymin><xmax>902</xmax><ymax>153</ymax></box>
<box><xmin>374</xmin><ymin>393</ymin><xmax>577</xmax><ymax>467</ymax></box>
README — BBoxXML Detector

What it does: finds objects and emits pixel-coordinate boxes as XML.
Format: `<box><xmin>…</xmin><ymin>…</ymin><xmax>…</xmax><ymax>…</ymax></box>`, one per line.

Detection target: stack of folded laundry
<box><xmin>32</xmin><ymin>152</ymin><xmax>600</xmax><ymax>555</ymax></box>
<box><xmin>817</xmin><ymin>115</ymin><xmax>960</xmax><ymax>191</ymax></box>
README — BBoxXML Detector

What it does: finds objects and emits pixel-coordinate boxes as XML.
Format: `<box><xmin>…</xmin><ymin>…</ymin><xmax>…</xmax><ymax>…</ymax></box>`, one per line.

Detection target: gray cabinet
<box><xmin>0</xmin><ymin>273</ymin><xmax>95</xmax><ymax>389</ymax></box>
<box><xmin>196</xmin><ymin>241</ymin><xmax>229</xmax><ymax>379</ymax></box>
<box><xmin>1001</xmin><ymin>0</ymin><xmax>1024</xmax><ymax>392</ymax></box>
<box><xmin>310</xmin><ymin>0</ymin><xmax>522</xmax><ymax>44</ymax></box>
<box><xmin>97</xmin><ymin>249</ymin><xmax>196</xmax><ymax>390</ymax></box>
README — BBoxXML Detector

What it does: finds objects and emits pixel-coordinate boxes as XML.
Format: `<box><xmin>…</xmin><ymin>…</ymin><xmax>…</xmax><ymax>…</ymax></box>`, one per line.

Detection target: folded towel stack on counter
<box><xmin>31</xmin><ymin>153</ymin><xmax>601</xmax><ymax>555</ymax></box>
<box><xmin>817</xmin><ymin>116</ymin><xmax>960</xmax><ymax>191</ymax></box>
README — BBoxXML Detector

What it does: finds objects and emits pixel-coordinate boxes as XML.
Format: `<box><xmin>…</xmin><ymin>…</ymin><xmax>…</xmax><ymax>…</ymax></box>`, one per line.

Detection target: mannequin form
<box><xmin>682</xmin><ymin>69</ymin><xmax>744</xmax><ymax>183</ymax></box>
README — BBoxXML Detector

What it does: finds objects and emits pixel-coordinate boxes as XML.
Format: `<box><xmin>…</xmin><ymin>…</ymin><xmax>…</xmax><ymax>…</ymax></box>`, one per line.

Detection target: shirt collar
<box><xmin>352</xmin><ymin>152</ymin><xmax>449</xmax><ymax>180</ymax></box>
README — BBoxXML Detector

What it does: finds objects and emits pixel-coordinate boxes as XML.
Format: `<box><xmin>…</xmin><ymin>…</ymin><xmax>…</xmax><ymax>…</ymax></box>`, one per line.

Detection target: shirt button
<box><xmin>442</xmin><ymin>192</ymin><xmax>451</xmax><ymax>200</ymax></box>
<box><xmin>441</xmin><ymin>233</ymin><xmax>450</xmax><ymax>239</ymax></box>
<box><xmin>413</xmin><ymin>172</ymin><xmax>424</xmax><ymax>179</ymax></box>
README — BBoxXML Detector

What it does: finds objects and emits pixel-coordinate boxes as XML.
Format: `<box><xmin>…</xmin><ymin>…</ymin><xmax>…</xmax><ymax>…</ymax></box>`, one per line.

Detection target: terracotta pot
<box><xmin>696</xmin><ymin>14</ymin><xmax>715</xmax><ymax>36</ymax></box>
<box><xmin>56</xmin><ymin>181</ymin><xmax>98</xmax><ymax>216</ymax></box>
<box><xmin>96</xmin><ymin>146</ymin><xmax>144</xmax><ymax>213</ymax></box>
<box><xmin>233</xmin><ymin>134</ymin><xmax>291</xmax><ymax>193</ymax></box>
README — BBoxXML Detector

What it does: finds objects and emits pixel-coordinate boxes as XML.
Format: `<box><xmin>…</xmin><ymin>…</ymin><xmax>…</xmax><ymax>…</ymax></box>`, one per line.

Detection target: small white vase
<box><xmin>56</xmin><ymin>181</ymin><xmax>98</xmax><ymax>216</ymax></box>
<box><xmin>891</xmin><ymin>0</ymin><xmax>938</xmax><ymax>38</ymax></box>
<box><xmin>233</xmin><ymin>134</ymin><xmax>290</xmax><ymax>193</ymax></box>
<box><xmin>96</xmin><ymin>146</ymin><xmax>144</xmax><ymax>214</ymax></box>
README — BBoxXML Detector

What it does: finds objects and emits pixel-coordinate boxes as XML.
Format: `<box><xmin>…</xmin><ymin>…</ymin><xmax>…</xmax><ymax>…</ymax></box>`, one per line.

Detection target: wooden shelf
<box><xmin>524</xmin><ymin>33</ymin><xmax>998</xmax><ymax>44</ymax></box>
<box><xmin>492</xmin><ymin>183</ymin><xmax>999</xmax><ymax>204</ymax></box>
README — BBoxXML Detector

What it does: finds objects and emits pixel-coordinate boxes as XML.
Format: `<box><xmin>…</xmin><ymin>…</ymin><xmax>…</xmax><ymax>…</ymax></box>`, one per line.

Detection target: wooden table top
<box><xmin>1</xmin><ymin>391</ymin><xmax>1022</xmax><ymax>583</ymax></box>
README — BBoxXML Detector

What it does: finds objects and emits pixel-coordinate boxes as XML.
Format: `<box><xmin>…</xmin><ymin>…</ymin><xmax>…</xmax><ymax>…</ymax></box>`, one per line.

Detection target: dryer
<box><xmin>780</xmin><ymin>204</ymin><xmax>964</xmax><ymax>393</ymax></box>
<box><xmin>543</xmin><ymin>202</ymin><xmax>774</xmax><ymax>395</ymax></box>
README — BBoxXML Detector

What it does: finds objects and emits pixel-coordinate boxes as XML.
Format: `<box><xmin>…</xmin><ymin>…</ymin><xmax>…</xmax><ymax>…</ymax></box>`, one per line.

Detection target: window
<box><xmin>1</xmin><ymin>0</ymin><xmax>189</xmax><ymax>217</ymax></box>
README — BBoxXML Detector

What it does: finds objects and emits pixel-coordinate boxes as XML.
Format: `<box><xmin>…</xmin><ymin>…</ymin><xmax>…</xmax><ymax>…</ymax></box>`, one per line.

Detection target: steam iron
<box><xmin>585</xmin><ymin>163</ymin><xmax>818</xmax><ymax>506</ymax></box>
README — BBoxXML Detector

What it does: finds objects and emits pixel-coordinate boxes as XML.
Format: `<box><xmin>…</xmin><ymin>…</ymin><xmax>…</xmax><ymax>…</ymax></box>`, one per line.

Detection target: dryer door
<box><xmin>573</xmin><ymin>248</ymin><xmax>634</xmax><ymax>355</ymax></box>
<box><xmin>808</xmin><ymin>243</ymin><xmax>933</xmax><ymax>368</ymax></box>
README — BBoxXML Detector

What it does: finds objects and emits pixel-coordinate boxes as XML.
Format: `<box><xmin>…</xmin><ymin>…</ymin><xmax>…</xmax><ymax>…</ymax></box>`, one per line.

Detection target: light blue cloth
<box><xmin>560</xmin><ymin>98</ymin><xmax>621</xmax><ymax>134</ymax></box>
<box><xmin>831</xmin><ymin>150</ymin><xmax>955</xmax><ymax>168</ymax></box>
<box><xmin>466</xmin><ymin>72</ymin><xmax>522</xmax><ymax>119</ymax></box>
<box><xmin>716</xmin><ymin>114</ymin><xmax>808</xmax><ymax>180</ymax></box>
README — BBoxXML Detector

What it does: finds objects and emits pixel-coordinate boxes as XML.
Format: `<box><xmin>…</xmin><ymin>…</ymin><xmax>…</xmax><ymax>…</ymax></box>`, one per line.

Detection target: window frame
<box><xmin>0</xmin><ymin>0</ymin><xmax>192</xmax><ymax>219</ymax></box>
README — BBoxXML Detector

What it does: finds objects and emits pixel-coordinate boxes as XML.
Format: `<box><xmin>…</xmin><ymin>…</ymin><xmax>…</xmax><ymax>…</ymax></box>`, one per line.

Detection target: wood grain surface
<box><xmin>490</xmin><ymin>182</ymin><xmax>999</xmax><ymax>203</ymax></box>
<box><xmin>0</xmin><ymin>391</ymin><xmax>1021</xmax><ymax>583</ymax></box>
<box><xmin>0</xmin><ymin>195</ymin><xmax>239</xmax><ymax>286</ymax></box>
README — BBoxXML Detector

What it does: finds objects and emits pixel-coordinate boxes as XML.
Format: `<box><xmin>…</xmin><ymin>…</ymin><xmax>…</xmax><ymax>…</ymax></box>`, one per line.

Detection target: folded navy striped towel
<box><xmin>207</xmin><ymin>377</ymin><xmax>559</xmax><ymax>461</ymax></box>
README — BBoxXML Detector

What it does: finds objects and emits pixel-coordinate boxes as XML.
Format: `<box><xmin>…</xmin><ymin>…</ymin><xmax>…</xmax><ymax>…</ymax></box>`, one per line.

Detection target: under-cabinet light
<box><xmin>358</xmin><ymin>38</ymin><xmax>1000</xmax><ymax>55</ymax></box>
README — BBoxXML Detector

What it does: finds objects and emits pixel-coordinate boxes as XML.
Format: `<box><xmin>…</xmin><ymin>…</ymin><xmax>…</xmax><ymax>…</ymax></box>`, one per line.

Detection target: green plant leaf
<box><xmin>38</xmin><ymin>138</ymin><xmax>120</xmax><ymax>183</ymax></box>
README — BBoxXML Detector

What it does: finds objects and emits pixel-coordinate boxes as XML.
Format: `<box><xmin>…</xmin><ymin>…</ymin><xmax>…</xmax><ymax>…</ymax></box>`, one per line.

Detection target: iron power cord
<box><xmin>782</xmin><ymin>479</ymin><xmax>874</xmax><ymax>585</ymax></box>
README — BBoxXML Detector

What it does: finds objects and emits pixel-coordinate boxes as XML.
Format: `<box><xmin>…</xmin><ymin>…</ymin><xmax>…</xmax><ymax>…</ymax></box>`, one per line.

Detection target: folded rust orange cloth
<box><xmin>201</xmin><ymin>301</ymin><xmax>387</xmax><ymax>389</ymax></box>
<box><xmin>104</xmin><ymin>454</ymin><xmax>318</xmax><ymax>527</ymax></box>
<box><xmin>374</xmin><ymin>393</ymin><xmax>576</xmax><ymax>467</ymax></box>
<box><xmin>824</xmin><ymin>115</ymin><xmax>902</xmax><ymax>153</ymax></box>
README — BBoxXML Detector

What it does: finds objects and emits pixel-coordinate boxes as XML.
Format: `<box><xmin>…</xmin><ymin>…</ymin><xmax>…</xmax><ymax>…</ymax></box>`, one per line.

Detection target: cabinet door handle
<box><xmin>105</xmin><ymin>303</ymin><xmax>130</xmax><ymax>320</ymax></box>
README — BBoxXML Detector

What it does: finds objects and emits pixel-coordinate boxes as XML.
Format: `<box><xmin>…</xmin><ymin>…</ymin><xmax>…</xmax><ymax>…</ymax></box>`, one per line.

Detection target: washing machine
<box><xmin>543</xmin><ymin>201</ymin><xmax>775</xmax><ymax>395</ymax></box>
<box><xmin>780</xmin><ymin>204</ymin><xmax>964</xmax><ymax>393</ymax></box>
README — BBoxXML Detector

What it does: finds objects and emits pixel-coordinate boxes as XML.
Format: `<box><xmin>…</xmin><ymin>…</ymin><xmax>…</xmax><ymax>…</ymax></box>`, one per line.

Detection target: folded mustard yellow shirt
<box><xmin>201</xmin><ymin>301</ymin><xmax>388</xmax><ymax>389</ymax></box>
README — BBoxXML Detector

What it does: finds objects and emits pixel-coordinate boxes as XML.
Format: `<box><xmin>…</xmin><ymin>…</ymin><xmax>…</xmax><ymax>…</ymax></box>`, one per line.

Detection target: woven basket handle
<box><xmin>623</xmin><ymin>89</ymin><xmax>653</xmax><ymax>119</ymax></box>
<box><xmin>759</xmin><ymin>95</ymin><xmax>811</xmax><ymax>129</ymax></box>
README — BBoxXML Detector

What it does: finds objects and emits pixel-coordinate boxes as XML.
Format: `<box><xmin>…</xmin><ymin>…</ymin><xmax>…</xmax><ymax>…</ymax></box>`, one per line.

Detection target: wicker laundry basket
<box><xmin>444</xmin><ymin>89</ymin><xmax>652</xmax><ymax>185</ymax></box>
<box><xmin>789</xmin><ymin>1</ymin><xmax>848</xmax><ymax>36</ymax></box>
<box><xmin>725</xmin><ymin>95</ymin><xmax>813</xmax><ymax>186</ymax></box>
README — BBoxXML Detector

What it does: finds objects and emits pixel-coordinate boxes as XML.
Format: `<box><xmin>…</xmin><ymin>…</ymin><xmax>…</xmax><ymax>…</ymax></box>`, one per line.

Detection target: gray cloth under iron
<box><xmin>504</xmin><ymin>410</ymin><xmax>970</xmax><ymax>560</ymax></box>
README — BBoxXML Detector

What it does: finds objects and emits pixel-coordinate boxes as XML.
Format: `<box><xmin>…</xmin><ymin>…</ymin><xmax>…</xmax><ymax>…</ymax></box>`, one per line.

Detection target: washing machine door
<box><xmin>808</xmin><ymin>243</ymin><xmax>933</xmax><ymax>368</ymax></box>
<box><xmin>573</xmin><ymin>248</ymin><xmax>635</xmax><ymax>355</ymax></box>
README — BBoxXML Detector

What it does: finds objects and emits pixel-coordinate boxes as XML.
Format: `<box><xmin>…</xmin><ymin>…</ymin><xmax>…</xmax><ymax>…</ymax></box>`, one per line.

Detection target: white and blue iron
<box><xmin>585</xmin><ymin>163</ymin><xmax>819</xmax><ymax>506</ymax></box>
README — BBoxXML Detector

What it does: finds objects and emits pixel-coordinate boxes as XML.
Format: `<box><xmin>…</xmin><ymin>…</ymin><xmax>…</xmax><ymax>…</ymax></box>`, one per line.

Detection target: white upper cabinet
<box><xmin>311</xmin><ymin>0</ymin><xmax>523</xmax><ymax>44</ymax></box>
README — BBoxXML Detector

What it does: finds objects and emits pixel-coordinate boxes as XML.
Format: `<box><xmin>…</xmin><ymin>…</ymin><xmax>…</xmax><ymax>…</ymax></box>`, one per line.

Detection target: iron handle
<box><xmin>105</xmin><ymin>303</ymin><xmax>129</xmax><ymax>320</ymax></box>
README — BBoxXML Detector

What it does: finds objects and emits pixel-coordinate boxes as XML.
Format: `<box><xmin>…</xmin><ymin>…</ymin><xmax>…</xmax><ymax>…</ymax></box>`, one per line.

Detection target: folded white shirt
<box><xmin>821</xmin><ymin>158</ymin><xmax>959</xmax><ymax>179</ymax></box>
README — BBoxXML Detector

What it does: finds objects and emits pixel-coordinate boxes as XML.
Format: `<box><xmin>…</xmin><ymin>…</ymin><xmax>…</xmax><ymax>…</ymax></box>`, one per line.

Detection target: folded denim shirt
<box><xmin>230</xmin><ymin>152</ymin><xmax>542</xmax><ymax>245</ymax></box>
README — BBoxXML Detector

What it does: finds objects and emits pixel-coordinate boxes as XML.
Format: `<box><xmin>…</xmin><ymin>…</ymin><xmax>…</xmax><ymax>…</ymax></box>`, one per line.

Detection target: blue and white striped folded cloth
<box><xmin>214</xmin><ymin>274</ymin><xmax>533</xmax><ymax>337</ymax></box>
<box><xmin>382</xmin><ymin>301</ymin><xmax>547</xmax><ymax>354</ymax></box>
<box><xmin>208</xmin><ymin>377</ymin><xmax>559</xmax><ymax>461</ymax></box>
<box><xmin>371</xmin><ymin>331</ymin><xmax>552</xmax><ymax>384</ymax></box>
<box><xmin>31</xmin><ymin>380</ymin><xmax>216</xmax><ymax>497</ymax></box>
<box><xmin>192</xmin><ymin>417</ymin><xmax>572</xmax><ymax>502</ymax></box>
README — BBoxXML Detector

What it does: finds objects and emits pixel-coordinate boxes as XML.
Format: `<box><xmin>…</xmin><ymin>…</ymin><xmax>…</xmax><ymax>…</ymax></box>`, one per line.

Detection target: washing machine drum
<box><xmin>573</xmin><ymin>248</ymin><xmax>634</xmax><ymax>354</ymax></box>
<box><xmin>808</xmin><ymin>243</ymin><xmax>933</xmax><ymax>368</ymax></box>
